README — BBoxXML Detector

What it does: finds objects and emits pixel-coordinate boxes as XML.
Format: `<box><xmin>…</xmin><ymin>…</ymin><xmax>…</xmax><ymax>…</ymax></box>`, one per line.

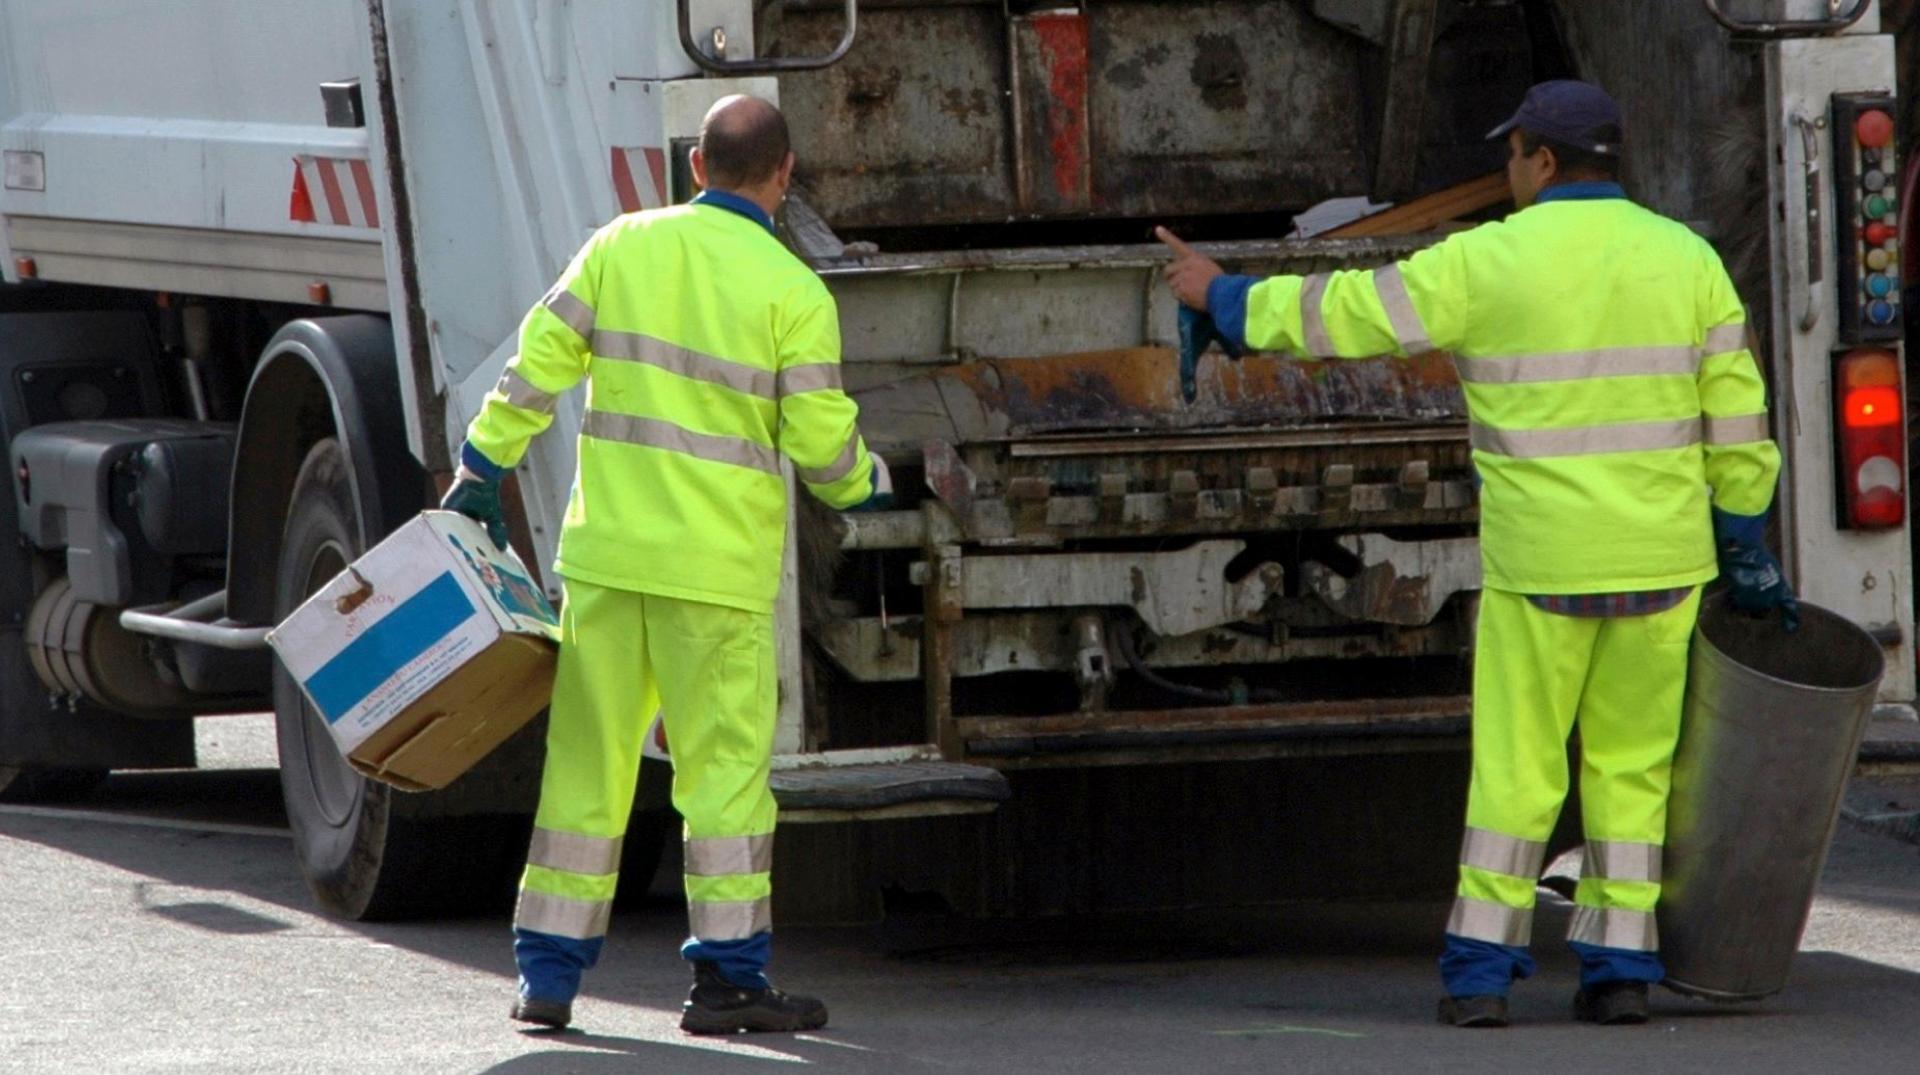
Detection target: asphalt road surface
<box><xmin>3</xmin><ymin>715</ymin><xmax>1920</xmax><ymax>1074</ymax></box>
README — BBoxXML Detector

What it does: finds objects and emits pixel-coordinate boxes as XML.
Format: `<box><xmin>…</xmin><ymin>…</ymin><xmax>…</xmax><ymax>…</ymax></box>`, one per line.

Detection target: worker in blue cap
<box><xmin>1160</xmin><ymin>79</ymin><xmax>1792</xmax><ymax>1028</ymax></box>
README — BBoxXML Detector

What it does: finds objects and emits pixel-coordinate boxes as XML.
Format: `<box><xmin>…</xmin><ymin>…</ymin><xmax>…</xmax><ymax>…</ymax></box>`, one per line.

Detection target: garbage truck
<box><xmin>1</xmin><ymin>0</ymin><xmax>1915</xmax><ymax>921</ymax></box>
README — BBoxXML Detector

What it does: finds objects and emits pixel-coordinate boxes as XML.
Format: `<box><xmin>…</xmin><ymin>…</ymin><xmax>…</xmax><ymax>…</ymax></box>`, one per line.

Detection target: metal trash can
<box><xmin>1659</xmin><ymin>591</ymin><xmax>1885</xmax><ymax>1002</ymax></box>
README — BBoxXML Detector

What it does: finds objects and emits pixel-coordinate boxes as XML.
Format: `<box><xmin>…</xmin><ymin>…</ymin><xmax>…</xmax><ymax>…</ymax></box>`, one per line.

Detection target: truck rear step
<box><xmin>771</xmin><ymin>759</ymin><xmax>1010</xmax><ymax>823</ymax></box>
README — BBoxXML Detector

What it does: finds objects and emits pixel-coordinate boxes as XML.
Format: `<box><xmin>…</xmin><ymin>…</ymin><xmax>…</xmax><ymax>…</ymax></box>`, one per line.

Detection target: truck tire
<box><xmin>272</xmin><ymin>438</ymin><xmax>522</xmax><ymax>919</ymax></box>
<box><xmin>0</xmin><ymin>764</ymin><xmax>108</xmax><ymax>803</ymax></box>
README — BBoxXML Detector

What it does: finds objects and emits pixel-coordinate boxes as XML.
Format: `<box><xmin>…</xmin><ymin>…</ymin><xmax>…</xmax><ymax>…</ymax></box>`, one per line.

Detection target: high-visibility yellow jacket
<box><xmin>1207</xmin><ymin>183</ymin><xmax>1780</xmax><ymax>595</ymax></box>
<box><xmin>462</xmin><ymin>191</ymin><xmax>878</xmax><ymax>613</ymax></box>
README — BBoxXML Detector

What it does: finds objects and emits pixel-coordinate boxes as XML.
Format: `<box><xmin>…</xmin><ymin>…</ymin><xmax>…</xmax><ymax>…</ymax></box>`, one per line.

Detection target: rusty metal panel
<box><xmin>820</xmin><ymin>234</ymin><xmax>1437</xmax><ymax>368</ymax></box>
<box><xmin>857</xmin><ymin>347</ymin><xmax>1465</xmax><ymax>447</ymax></box>
<box><xmin>770</xmin><ymin>0</ymin><xmax>1377</xmax><ymax>228</ymax></box>
<box><xmin>768</xmin><ymin>3</ymin><xmax>1012</xmax><ymax>227</ymax></box>
<box><xmin>1086</xmin><ymin>0</ymin><xmax>1373</xmax><ymax>218</ymax></box>
<box><xmin>1010</xmin><ymin>10</ymin><xmax>1092</xmax><ymax>215</ymax></box>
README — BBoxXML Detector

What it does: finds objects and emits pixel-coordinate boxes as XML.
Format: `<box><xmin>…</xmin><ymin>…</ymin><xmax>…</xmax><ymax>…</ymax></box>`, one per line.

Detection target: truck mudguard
<box><xmin>226</xmin><ymin>316</ymin><xmax>428</xmax><ymax>626</ymax></box>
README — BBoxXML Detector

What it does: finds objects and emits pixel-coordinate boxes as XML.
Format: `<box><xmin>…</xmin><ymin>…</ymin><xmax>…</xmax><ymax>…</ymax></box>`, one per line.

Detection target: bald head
<box><xmin>698</xmin><ymin>95</ymin><xmax>791</xmax><ymax>191</ymax></box>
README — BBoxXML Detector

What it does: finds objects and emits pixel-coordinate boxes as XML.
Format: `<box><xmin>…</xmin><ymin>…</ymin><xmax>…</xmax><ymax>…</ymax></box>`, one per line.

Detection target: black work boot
<box><xmin>681</xmin><ymin>961</ymin><xmax>829</xmax><ymax>1035</ymax></box>
<box><xmin>1573</xmin><ymin>981</ymin><xmax>1649</xmax><ymax>1025</ymax></box>
<box><xmin>510</xmin><ymin>996</ymin><xmax>572</xmax><ymax>1030</ymax></box>
<box><xmin>1437</xmin><ymin>994</ymin><xmax>1510</xmax><ymax>1028</ymax></box>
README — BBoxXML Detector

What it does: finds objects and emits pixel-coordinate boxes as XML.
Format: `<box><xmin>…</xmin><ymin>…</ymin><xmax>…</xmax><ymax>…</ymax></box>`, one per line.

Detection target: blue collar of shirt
<box><xmin>692</xmin><ymin>189</ymin><xmax>776</xmax><ymax>235</ymax></box>
<box><xmin>1534</xmin><ymin>181</ymin><xmax>1627</xmax><ymax>204</ymax></box>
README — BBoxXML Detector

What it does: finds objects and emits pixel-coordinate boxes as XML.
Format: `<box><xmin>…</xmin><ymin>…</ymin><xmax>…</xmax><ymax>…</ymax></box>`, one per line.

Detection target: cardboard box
<box><xmin>267</xmin><ymin>510</ymin><xmax>561</xmax><ymax>791</ymax></box>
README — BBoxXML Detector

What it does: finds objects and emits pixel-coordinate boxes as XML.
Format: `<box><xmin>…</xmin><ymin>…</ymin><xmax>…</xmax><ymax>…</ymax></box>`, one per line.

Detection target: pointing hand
<box><xmin>1157</xmin><ymin>226</ymin><xmax>1225</xmax><ymax>311</ymax></box>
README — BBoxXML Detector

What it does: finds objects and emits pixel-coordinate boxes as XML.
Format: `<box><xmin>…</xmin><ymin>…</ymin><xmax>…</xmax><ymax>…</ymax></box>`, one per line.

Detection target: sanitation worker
<box><xmin>441</xmin><ymin>94</ymin><xmax>888</xmax><ymax>1035</ymax></box>
<box><xmin>1159</xmin><ymin>80</ymin><xmax>1794</xmax><ymax>1028</ymax></box>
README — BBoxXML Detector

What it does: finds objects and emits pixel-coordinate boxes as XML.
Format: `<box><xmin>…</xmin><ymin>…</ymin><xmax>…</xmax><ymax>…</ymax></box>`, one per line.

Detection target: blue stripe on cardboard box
<box><xmin>303</xmin><ymin>572</ymin><xmax>477</xmax><ymax>723</ymax></box>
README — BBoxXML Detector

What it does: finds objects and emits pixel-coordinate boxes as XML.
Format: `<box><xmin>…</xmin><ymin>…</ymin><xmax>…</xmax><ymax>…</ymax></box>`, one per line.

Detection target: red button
<box><xmin>1865</xmin><ymin>221</ymin><xmax>1896</xmax><ymax>246</ymax></box>
<box><xmin>1857</xmin><ymin>109</ymin><xmax>1894</xmax><ymax>149</ymax></box>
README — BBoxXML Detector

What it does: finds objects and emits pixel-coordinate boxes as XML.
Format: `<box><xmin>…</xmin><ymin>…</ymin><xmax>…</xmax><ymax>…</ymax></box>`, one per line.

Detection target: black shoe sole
<box><xmin>1437</xmin><ymin>997</ymin><xmax>1509</xmax><ymax>1028</ymax></box>
<box><xmin>511</xmin><ymin>1000</ymin><xmax>572</xmax><ymax>1030</ymax></box>
<box><xmin>1574</xmin><ymin>993</ymin><xmax>1649</xmax><ymax>1025</ymax></box>
<box><xmin>680</xmin><ymin>1007</ymin><xmax>829</xmax><ymax>1036</ymax></box>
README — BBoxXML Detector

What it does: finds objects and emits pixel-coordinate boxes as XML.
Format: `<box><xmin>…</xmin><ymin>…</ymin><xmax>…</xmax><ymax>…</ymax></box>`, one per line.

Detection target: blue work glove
<box><xmin>845</xmin><ymin>453</ymin><xmax>894</xmax><ymax>513</ymax></box>
<box><xmin>441</xmin><ymin>464</ymin><xmax>509</xmax><ymax>550</ymax></box>
<box><xmin>1713</xmin><ymin>509</ymin><xmax>1799</xmax><ymax>632</ymax></box>
<box><xmin>1176</xmin><ymin>306</ymin><xmax>1244</xmax><ymax>404</ymax></box>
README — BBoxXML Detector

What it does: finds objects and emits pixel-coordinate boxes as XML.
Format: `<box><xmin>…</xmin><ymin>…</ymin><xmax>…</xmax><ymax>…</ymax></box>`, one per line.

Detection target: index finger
<box><xmin>1154</xmin><ymin>226</ymin><xmax>1198</xmax><ymax>259</ymax></box>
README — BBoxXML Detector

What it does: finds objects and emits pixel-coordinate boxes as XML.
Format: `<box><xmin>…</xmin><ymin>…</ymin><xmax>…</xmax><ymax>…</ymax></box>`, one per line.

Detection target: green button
<box><xmin>1866</xmin><ymin>194</ymin><xmax>1891</xmax><ymax>218</ymax></box>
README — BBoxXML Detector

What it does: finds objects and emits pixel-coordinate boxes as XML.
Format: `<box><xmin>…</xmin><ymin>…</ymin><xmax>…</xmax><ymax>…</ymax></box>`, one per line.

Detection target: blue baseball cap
<box><xmin>1487</xmin><ymin>80</ymin><xmax>1623</xmax><ymax>156</ymax></box>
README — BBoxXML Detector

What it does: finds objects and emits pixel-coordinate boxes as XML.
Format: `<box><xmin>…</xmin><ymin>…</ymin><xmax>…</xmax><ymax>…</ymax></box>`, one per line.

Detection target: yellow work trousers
<box><xmin>1447</xmin><ymin>587</ymin><xmax>1699</xmax><ymax>956</ymax></box>
<box><xmin>512</xmin><ymin>579</ymin><xmax>779</xmax><ymax>998</ymax></box>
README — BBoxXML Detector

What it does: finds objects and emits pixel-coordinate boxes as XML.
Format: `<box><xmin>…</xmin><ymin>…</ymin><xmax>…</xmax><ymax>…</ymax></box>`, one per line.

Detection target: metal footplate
<box><xmin>769</xmin><ymin>751</ymin><xmax>1010</xmax><ymax>823</ymax></box>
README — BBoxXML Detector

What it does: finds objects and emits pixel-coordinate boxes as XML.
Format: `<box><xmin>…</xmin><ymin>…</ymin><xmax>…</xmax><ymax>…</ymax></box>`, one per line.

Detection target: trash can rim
<box><xmin>1693</xmin><ymin>596</ymin><xmax>1884</xmax><ymax>696</ymax></box>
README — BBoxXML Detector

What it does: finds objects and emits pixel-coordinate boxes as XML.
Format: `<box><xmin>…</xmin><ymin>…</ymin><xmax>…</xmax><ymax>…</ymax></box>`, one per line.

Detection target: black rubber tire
<box><xmin>0</xmin><ymin>765</ymin><xmax>108</xmax><ymax>803</ymax></box>
<box><xmin>272</xmin><ymin>438</ymin><xmax>522</xmax><ymax>920</ymax></box>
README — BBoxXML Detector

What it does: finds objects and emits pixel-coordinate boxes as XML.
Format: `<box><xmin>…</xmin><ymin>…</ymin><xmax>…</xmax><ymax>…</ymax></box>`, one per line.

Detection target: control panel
<box><xmin>1831</xmin><ymin>92</ymin><xmax>1901</xmax><ymax>342</ymax></box>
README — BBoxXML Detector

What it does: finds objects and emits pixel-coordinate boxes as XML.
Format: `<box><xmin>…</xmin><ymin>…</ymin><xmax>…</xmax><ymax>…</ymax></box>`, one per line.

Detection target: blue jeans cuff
<box><xmin>1440</xmin><ymin>933</ymin><xmax>1536</xmax><ymax>998</ymax></box>
<box><xmin>682</xmin><ymin>930</ymin><xmax>773</xmax><ymax>990</ymax></box>
<box><xmin>1568</xmin><ymin>940</ymin><xmax>1664</xmax><ymax>988</ymax></box>
<box><xmin>514</xmin><ymin>927</ymin><xmax>605</xmax><ymax>1004</ymax></box>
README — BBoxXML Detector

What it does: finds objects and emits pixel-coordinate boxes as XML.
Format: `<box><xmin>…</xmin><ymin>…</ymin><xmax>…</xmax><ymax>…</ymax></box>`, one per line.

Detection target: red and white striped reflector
<box><xmin>611</xmin><ymin>146</ymin><xmax>670</xmax><ymax>214</ymax></box>
<box><xmin>290</xmin><ymin>155</ymin><xmax>380</xmax><ymax>228</ymax></box>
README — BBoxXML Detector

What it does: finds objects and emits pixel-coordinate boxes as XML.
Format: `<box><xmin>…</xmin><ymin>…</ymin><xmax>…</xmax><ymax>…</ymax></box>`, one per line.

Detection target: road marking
<box><xmin>1209</xmin><ymin>1024</ymin><xmax>1368</xmax><ymax>1039</ymax></box>
<box><xmin>0</xmin><ymin>804</ymin><xmax>290</xmax><ymax>839</ymax></box>
<box><xmin>792</xmin><ymin>1035</ymin><xmax>878</xmax><ymax>1052</ymax></box>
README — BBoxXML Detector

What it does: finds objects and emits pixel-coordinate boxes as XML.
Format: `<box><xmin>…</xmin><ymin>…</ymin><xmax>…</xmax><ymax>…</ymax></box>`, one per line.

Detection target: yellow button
<box><xmin>1867</xmin><ymin>248</ymin><xmax>1892</xmax><ymax>271</ymax></box>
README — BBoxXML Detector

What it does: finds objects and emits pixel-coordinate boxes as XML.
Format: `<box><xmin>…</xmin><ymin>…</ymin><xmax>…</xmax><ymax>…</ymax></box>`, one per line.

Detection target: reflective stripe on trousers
<box><xmin>514</xmin><ymin>826</ymin><xmax>624</xmax><ymax>940</ymax></box>
<box><xmin>685</xmin><ymin>833</ymin><xmax>775</xmax><ymax>941</ymax></box>
<box><xmin>1568</xmin><ymin>905</ymin><xmax>1658</xmax><ymax>951</ymax></box>
<box><xmin>516</xmin><ymin>887</ymin><xmax>614</xmax><ymax>941</ymax></box>
<box><xmin>688</xmin><ymin>897</ymin><xmax>775</xmax><ymax>941</ymax></box>
<box><xmin>1459</xmin><ymin>826</ymin><xmax>1548</xmax><ymax>879</ymax></box>
<box><xmin>1447</xmin><ymin>896</ymin><xmax>1532</xmax><ymax>947</ymax></box>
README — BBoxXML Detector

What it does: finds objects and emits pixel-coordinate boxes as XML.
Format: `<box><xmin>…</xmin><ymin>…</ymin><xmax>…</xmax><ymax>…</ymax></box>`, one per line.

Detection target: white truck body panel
<box><xmin>1766</xmin><ymin>32</ymin><xmax>1917</xmax><ymax>705</ymax></box>
<box><xmin>0</xmin><ymin>0</ymin><xmax>1909</xmax><ymax>744</ymax></box>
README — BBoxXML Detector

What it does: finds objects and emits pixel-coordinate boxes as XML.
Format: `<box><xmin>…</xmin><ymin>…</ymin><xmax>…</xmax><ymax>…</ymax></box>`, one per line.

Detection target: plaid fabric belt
<box><xmin>1526</xmin><ymin>587</ymin><xmax>1695</xmax><ymax>618</ymax></box>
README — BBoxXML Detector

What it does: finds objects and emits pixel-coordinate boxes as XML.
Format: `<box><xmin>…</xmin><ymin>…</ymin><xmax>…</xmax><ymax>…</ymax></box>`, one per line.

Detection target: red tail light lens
<box><xmin>1835</xmin><ymin>348</ymin><xmax>1906</xmax><ymax>529</ymax></box>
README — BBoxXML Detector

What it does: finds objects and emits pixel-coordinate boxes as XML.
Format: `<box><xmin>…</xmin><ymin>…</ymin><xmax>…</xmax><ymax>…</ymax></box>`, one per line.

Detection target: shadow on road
<box><xmin>11</xmin><ymin>768</ymin><xmax>1920</xmax><ymax>1073</ymax></box>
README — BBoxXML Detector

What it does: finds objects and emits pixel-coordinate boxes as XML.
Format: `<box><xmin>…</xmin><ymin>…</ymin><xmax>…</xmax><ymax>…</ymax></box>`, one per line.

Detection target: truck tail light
<box><xmin>1835</xmin><ymin>347</ymin><xmax>1906</xmax><ymax>529</ymax></box>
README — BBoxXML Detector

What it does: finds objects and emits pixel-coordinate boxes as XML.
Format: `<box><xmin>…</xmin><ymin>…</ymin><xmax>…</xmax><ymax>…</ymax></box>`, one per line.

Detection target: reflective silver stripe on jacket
<box><xmin>1298</xmin><ymin>273</ymin><xmax>1336</xmax><ymax>358</ymax></box>
<box><xmin>1567</xmin><ymin>905</ymin><xmax>1658</xmax><ymax>951</ymax></box>
<box><xmin>1459</xmin><ymin>827</ymin><xmax>1547</xmax><ymax>879</ymax></box>
<box><xmin>514</xmin><ymin>889</ymin><xmax>613</xmax><ymax>940</ymax></box>
<box><xmin>1703</xmin><ymin>322</ymin><xmax>1748</xmax><ymax>355</ymax></box>
<box><xmin>592</xmin><ymin>329</ymin><xmax>776</xmax><ymax>399</ymax></box>
<box><xmin>495</xmin><ymin>368</ymin><xmax>559</xmax><ymax>415</ymax></box>
<box><xmin>1445</xmin><ymin>896</ymin><xmax>1532</xmax><ymax>946</ymax></box>
<box><xmin>1454</xmin><ymin>345</ymin><xmax>1699</xmax><ymax>386</ymax></box>
<box><xmin>1583</xmin><ymin>840</ymin><xmax>1662</xmax><ymax>884</ymax></box>
<box><xmin>544</xmin><ymin>285</ymin><xmax>596</xmax><ymax>340</ymax></box>
<box><xmin>685</xmin><ymin>833</ymin><xmax>775</xmax><ymax>878</ymax></box>
<box><xmin>776</xmin><ymin>363</ymin><xmax>843</xmax><ymax>397</ymax></box>
<box><xmin>527</xmin><ymin>827</ymin><xmax>623</xmax><ymax>876</ymax></box>
<box><xmin>583</xmin><ymin>410</ymin><xmax>780</xmax><ymax>475</ymax></box>
<box><xmin>798</xmin><ymin>433</ymin><xmax>862</xmax><ymax>485</ymax></box>
<box><xmin>688</xmin><ymin>897</ymin><xmax>773</xmax><ymax>941</ymax></box>
<box><xmin>1371</xmin><ymin>264</ymin><xmax>1433</xmax><ymax>355</ymax></box>
<box><xmin>1470</xmin><ymin>416</ymin><xmax>1701</xmax><ymax>459</ymax></box>
<box><xmin>1704</xmin><ymin>412</ymin><xmax>1770</xmax><ymax>445</ymax></box>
